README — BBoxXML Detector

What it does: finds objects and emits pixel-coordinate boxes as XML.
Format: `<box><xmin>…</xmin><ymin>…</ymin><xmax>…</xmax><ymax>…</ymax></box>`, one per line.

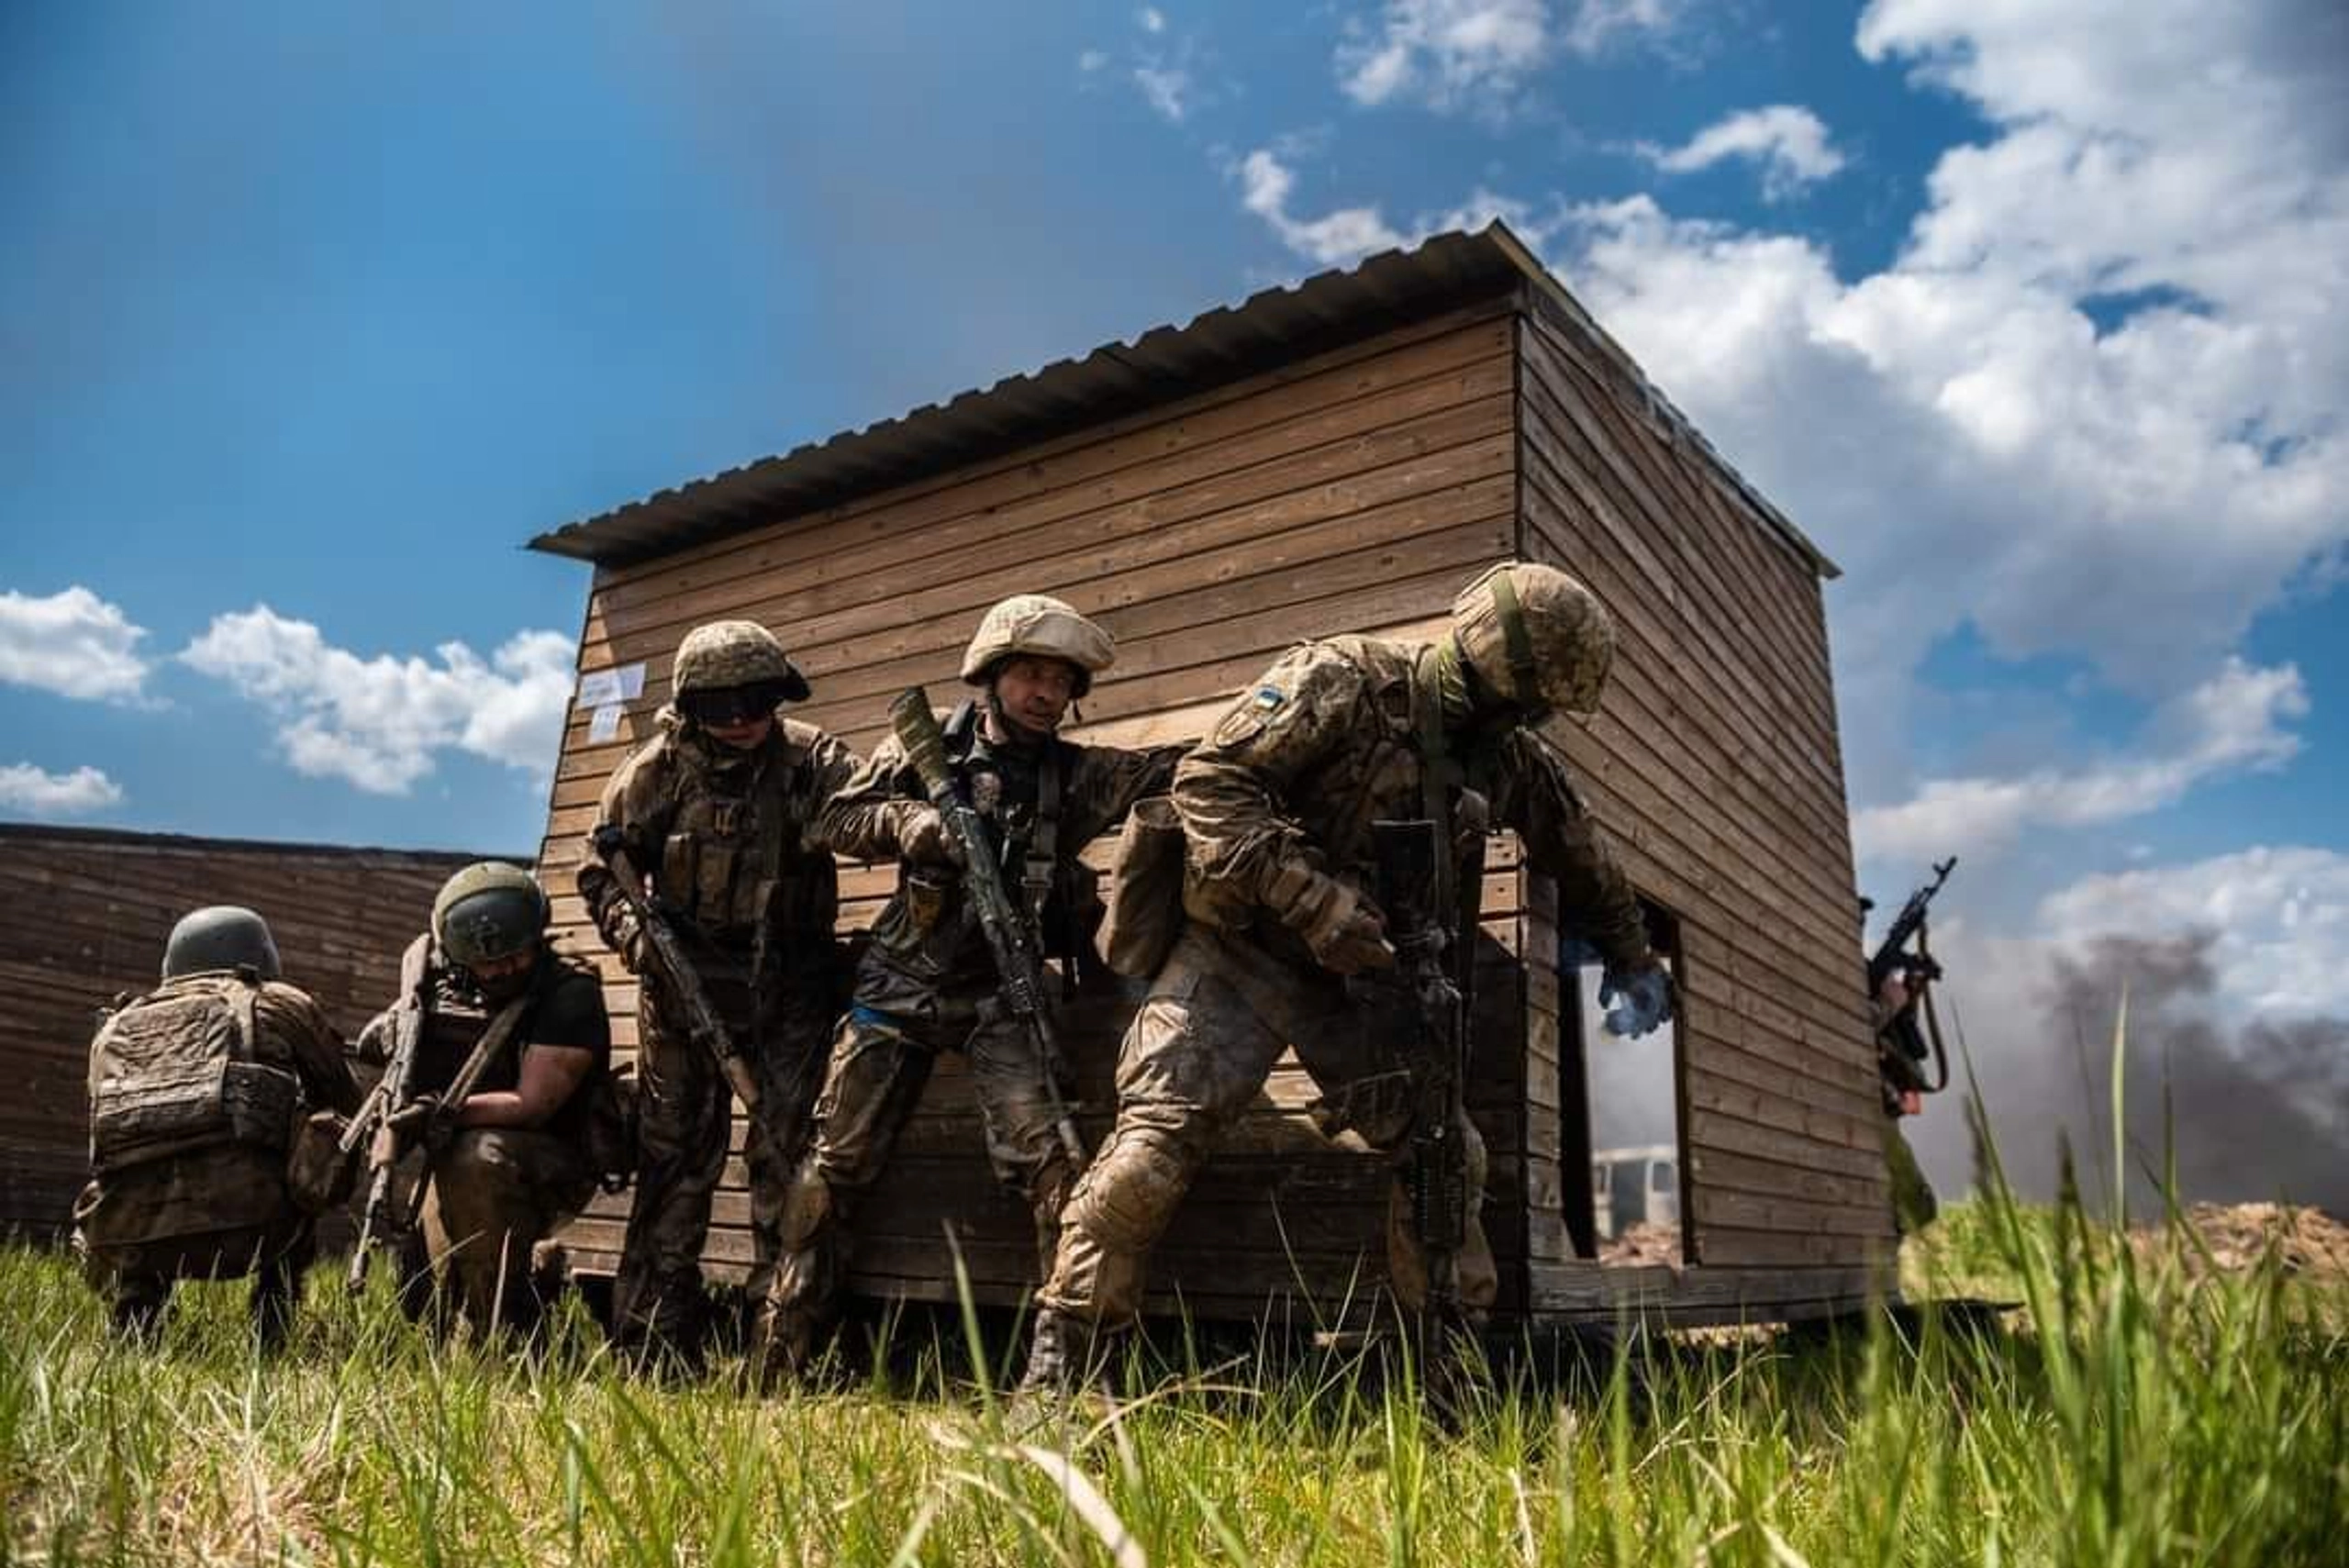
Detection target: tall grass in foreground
<box><xmin>6</xmin><ymin>1034</ymin><xmax>2344</xmax><ymax>1563</ymax></box>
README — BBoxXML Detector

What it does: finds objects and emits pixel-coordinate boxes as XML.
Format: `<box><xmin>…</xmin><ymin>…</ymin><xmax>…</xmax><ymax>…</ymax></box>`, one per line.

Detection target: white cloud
<box><xmin>0</xmin><ymin>585</ymin><xmax>151</xmax><ymax>703</ymax></box>
<box><xmin>1560</xmin><ymin>0</ymin><xmax>1687</xmax><ymax>55</ymax></box>
<box><xmin>0</xmin><ymin>762</ymin><xmax>123</xmax><ymax>817</ymax></box>
<box><xmin>1639</xmin><ymin>105</ymin><xmax>1847</xmax><ymax>199</ymax></box>
<box><xmin>1337</xmin><ymin>0</ymin><xmax>1552</xmax><ymax>111</ymax></box>
<box><xmin>1853</xmin><ymin>659</ymin><xmax>2307</xmax><ymax>862</ymax></box>
<box><xmin>180</xmin><ymin>606</ymin><xmax>575</xmax><ymax>795</ymax></box>
<box><xmin>1134</xmin><ymin>64</ymin><xmax>1190</xmax><ymax>123</ymax></box>
<box><xmin>1077</xmin><ymin>49</ymin><xmax>1109</xmax><ymax>73</ymax></box>
<box><xmin>2038</xmin><ymin>846</ymin><xmax>2349</xmax><ymax>1018</ymax></box>
<box><xmin>1138</xmin><ymin>6</ymin><xmax>1166</xmax><ymax>34</ymax></box>
<box><xmin>1240</xmin><ymin>150</ymin><xmax>1409</xmax><ymax>267</ymax></box>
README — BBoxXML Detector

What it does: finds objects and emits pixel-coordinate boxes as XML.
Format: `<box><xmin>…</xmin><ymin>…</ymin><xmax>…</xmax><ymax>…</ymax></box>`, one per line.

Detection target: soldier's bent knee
<box><xmin>1064</xmin><ymin>1129</ymin><xmax>1194</xmax><ymax>1251</ymax></box>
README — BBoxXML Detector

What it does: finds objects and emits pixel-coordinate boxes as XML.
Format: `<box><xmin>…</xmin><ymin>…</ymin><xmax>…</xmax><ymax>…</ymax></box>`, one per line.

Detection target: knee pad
<box><xmin>774</xmin><ymin>1166</ymin><xmax>834</xmax><ymax>1252</ymax></box>
<box><xmin>1064</xmin><ymin>1129</ymin><xmax>1194</xmax><ymax>1252</ymax></box>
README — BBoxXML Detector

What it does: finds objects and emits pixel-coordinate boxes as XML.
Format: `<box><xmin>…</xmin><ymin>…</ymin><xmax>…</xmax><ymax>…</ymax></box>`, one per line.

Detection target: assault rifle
<box><xmin>1371</xmin><ymin>817</ymin><xmax>1471</xmax><ymax>1321</ymax></box>
<box><xmin>343</xmin><ymin>941</ymin><xmax>429</xmax><ymax>1294</ymax></box>
<box><xmin>590</xmin><ymin>827</ymin><xmax>762</xmax><ymax>1112</ymax></box>
<box><xmin>343</xmin><ymin>951</ymin><xmax>543</xmax><ymax>1294</ymax></box>
<box><xmin>1865</xmin><ymin>856</ymin><xmax>1956</xmax><ymax>1104</ymax></box>
<box><xmin>888</xmin><ymin>687</ymin><xmax>1085</xmax><ymax>1166</ymax></box>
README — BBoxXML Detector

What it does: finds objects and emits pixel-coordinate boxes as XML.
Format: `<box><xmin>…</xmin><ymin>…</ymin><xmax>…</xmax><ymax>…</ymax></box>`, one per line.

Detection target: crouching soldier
<box><xmin>578</xmin><ymin>619</ymin><xmax>860</xmax><ymax>1373</ymax></box>
<box><xmin>1018</xmin><ymin>562</ymin><xmax>1676</xmax><ymax>1394</ymax></box>
<box><xmin>761</xmin><ymin>595</ymin><xmax>1184</xmax><ymax>1385</ymax></box>
<box><xmin>351</xmin><ymin>862</ymin><xmax>617</xmax><ymax>1336</ymax></box>
<box><xmin>73</xmin><ymin>906</ymin><xmax>362</xmax><ymax>1346</ymax></box>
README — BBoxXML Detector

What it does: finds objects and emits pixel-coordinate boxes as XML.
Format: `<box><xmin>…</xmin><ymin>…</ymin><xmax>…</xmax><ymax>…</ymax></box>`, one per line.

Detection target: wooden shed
<box><xmin>0</xmin><ymin>824</ymin><xmax>495</xmax><ymax>1239</ymax></box>
<box><xmin>530</xmin><ymin>222</ymin><xmax>1894</xmax><ymax>1329</ymax></box>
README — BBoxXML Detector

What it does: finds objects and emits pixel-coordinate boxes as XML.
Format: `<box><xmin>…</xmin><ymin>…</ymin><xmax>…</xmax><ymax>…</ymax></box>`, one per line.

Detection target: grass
<box><xmin>6</xmin><ymin>1187</ymin><xmax>2343</xmax><ymax>1568</ymax></box>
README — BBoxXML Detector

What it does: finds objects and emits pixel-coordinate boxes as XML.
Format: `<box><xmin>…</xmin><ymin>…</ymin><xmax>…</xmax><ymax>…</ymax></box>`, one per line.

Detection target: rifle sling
<box><xmin>1411</xmin><ymin>646</ymin><xmax>1460</xmax><ymax>912</ymax></box>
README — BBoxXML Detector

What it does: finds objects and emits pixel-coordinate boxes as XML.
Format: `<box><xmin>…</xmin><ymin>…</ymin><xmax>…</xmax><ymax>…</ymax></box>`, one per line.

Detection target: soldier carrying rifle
<box><xmin>347</xmin><ymin>862</ymin><xmax>620</xmax><ymax>1338</ymax></box>
<box><xmin>1864</xmin><ymin>858</ymin><xmax>1955</xmax><ymax>1235</ymax></box>
<box><xmin>762</xmin><ymin>595</ymin><xmax>1183</xmax><ymax>1387</ymax></box>
<box><xmin>1014</xmin><ymin>562</ymin><xmax>1675</xmax><ymax>1399</ymax></box>
<box><xmin>578</xmin><ymin>619</ymin><xmax>861</xmax><ymax>1374</ymax></box>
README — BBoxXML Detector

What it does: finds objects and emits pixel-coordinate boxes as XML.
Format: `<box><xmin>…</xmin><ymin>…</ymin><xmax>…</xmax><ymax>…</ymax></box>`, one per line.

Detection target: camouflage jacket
<box><xmin>822</xmin><ymin>702</ymin><xmax>1185</xmax><ymax>990</ymax></box>
<box><xmin>577</xmin><ymin>708</ymin><xmax>861</xmax><ymax>960</ymax></box>
<box><xmin>1176</xmin><ymin>635</ymin><xmax>1652</xmax><ymax>970</ymax></box>
<box><xmin>75</xmin><ymin>975</ymin><xmax>360</xmax><ymax>1248</ymax></box>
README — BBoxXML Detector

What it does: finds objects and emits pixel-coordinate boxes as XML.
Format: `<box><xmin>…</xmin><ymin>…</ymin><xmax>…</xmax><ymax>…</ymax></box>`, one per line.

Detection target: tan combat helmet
<box><xmin>960</xmin><ymin>594</ymin><xmax>1116</xmax><ymax>697</ymax></box>
<box><xmin>671</xmin><ymin>619</ymin><xmax>811</xmax><ymax>705</ymax></box>
<box><xmin>1452</xmin><ymin>562</ymin><xmax>1617</xmax><ymax>717</ymax></box>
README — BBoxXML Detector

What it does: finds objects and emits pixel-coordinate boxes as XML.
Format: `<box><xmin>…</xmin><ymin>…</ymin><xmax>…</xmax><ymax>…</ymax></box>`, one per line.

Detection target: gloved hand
<box><xmin>1271</xmin><ymin>867</ymin><xmax>1395</xmax><ymax>976</ymax></box>
<box><xmin>897</xmin><ymin>804</ymin><xmax>965</xmax><ymax>868</ymax></box>
<box><xmin>1599</xmin><ymin>961</ymin><xmax>1674</xmax><ymax>1039</ymax></box>
<box><xmin>385</xmin><ymin>1094</ymin><xmax>450</xmax><ymax>1149</ymax></box>
<box><xmin>608</xmin><ymin>909</ymin><xmax>648</xmax><ymax>973</ymax></box>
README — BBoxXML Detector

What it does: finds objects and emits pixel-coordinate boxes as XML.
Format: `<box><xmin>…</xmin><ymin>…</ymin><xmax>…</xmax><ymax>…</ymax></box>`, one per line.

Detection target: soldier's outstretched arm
<box><xmin>1064</xmin><ymin>739</ymin><xmax>1190</xmax><ymax>845</ymax></box>
<box><xmin>578</xmin><ymin>740</ymin><xmax>674</xmax><ymax>954</ymax></box>
<box><xmin>1493</xmin><ymin>728</ymin><xmax>1652</xmax><ymax>971</ymax></box>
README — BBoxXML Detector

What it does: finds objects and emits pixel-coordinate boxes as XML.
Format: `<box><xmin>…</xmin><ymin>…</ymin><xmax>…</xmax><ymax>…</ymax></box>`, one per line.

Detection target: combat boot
<box><xmin>1007</xmin><ymin>1307</ymin><xmax>1113</xmax><ymax>1434</ymax></box>
<box><xmin>747</xmin><ymin>1300</ymin><xmax>825</xmax><ymax>1395</ymax></box>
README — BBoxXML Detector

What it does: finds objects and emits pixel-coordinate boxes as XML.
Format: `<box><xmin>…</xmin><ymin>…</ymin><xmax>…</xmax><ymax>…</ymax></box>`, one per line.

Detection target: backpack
<box><xmin>87</xmin><ymin>971</ymin><xmax>300</xmax><ymax>1173</ymax></box>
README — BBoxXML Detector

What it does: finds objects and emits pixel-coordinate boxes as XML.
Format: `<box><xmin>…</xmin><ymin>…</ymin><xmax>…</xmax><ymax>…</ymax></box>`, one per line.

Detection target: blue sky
<box><xmin>6</xmin><ymin>4</ymin><xmax>2346</xmax><ymax>1182</ymax></box>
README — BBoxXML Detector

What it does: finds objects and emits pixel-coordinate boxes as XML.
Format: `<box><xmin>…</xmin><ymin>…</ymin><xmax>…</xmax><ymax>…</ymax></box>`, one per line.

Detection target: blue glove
<box><xmin>1599</xmin><ymin>962</ymin><xmax>1673</xmax><ymax>1039</ymax></box>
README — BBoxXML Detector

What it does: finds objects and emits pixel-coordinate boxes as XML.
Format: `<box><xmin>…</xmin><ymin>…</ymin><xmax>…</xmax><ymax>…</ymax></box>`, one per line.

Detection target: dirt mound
<box><xmin>2135</xmin><ymin>1203</ymin><xmax>2349</xmax><ymax>1282</ymax></box>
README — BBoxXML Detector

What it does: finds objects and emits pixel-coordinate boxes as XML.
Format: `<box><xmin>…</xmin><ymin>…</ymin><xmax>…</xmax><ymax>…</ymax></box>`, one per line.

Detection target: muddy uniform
<box><xmin>767</xmin><ymin>705</ymin><xmax>1183</xmax><ymax>1338</ymax></box>
<box><xmin>1039</xmin><ymin>634</ymin><xmax>1653</xmax><ymax>1327</ymax></box>
<box><xmin>353</xmin><ymin>942</ymin><xmax>612</xmax><ymax>1330</ymax></box>
<box><xmin>75</xmin><ymin>972</ymin><xmax>362</xmax><ymax>1339</ymax></box>
<box><xmin>578</xmin><ymin>709</ymin><xmax>860</xmax><ymax>1351</ymax></box>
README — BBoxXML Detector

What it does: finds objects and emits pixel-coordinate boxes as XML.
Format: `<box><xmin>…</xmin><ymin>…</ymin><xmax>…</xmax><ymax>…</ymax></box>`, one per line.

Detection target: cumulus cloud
<box><xmin>1239</xmin><ymin>150</ymin><xmax>1410</xmax><ymax>267</ymax></box>
<box><xmin>1638</xmin><ymin>105</ymin><xmax>1846</xmax><ymax>198</ymax></box>
<box><xmin>1854</xmin><ymin>659</ymin><xmax>2308</xmax><ymax>863</ymax></box>
<box><xmin>1337</xmin><ymin>0</ymin><xmax>1552</xmax><ymax>110</ymax></box>
<box><xmin>0</xmin><ymin>585</ymin><xmax>151</xmax><ymax>703</ymax></box>
<box><xmin>1134</xmin><ymin>64</ymin><xmax>1191</xmax><ymax>123</ymax></box>
<box><xmin>0</xmin><ymin>762</ymin><xmax>123</xmax><ymax>817</ymax></box>
<box><xmin>180</xmin><ymin>606</ymin><xmax>575</xmax><ymax>795</ymax></box>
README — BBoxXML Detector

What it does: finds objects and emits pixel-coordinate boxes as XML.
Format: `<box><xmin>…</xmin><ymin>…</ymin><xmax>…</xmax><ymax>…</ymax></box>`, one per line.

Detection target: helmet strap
<box><xmin>1487</xmin><ymin>568</ymin><xmax>1542</xmax><ymax>708</ymax></box>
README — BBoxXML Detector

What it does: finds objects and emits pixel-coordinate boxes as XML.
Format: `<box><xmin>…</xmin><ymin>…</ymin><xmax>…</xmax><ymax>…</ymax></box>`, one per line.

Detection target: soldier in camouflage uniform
<box><xmin>578</xmin><ymin>619</ymin><xmax>861</xmax><ymax>1369</ymax></box>
<box><xmin>352</xmin><ymin>862</ymin><xmax>615</xmax><ymax>1336</ymax></box>
<box><xmin>1018</xmin><ymin>562</ymin><xmax>1676</xmax><ymax>1391</ymax></box>
<box><xmin>762</xmin><ymin>595</ymin><xmax>1184</xmax><ymax>1382</ymax></box>
<box><xmin>73</xmin><ymin>906</ymin><xmax>362</xmax><ymax>1345</ymax></box>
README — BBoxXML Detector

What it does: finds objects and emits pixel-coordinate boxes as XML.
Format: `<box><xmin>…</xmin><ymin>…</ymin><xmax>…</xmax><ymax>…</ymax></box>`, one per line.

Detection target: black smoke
<box><xmin>1910</xmin><ymin>929</ymin><xmax>2349</xmax><ymax>1217</ymax></box>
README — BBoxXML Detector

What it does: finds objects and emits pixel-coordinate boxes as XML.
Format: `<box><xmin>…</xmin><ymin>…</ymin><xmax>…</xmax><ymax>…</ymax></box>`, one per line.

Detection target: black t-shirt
<box><xmin>417</xmin><ymin>958</ymin><xmax>611</xmax><ymax>1138</ymax></box>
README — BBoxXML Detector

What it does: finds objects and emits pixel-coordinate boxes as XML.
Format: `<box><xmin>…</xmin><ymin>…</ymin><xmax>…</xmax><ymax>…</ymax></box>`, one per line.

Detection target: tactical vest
<box><xmin>656</xmin><ymin>719</ymin><xmax>840</xmax><ymax>945</ymax></box>
<box><xmin>86</xmin><ymin>972</ymin><xmax>301</xmax><ymax>1173</ymax></box>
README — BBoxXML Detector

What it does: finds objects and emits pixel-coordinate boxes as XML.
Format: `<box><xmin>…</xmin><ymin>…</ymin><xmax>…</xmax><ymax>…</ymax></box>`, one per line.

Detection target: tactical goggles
<box><xmin>678</xmin><ymin>682</ymin><xmax>791</xmax><ymax>727</ymax></box>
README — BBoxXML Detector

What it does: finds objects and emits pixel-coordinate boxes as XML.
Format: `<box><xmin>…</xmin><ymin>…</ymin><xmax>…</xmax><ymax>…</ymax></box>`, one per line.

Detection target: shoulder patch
<box><xmin>1252</xmin><ymin>685</ymin><xmax>1286</xmax><ymax>710</ymax></box>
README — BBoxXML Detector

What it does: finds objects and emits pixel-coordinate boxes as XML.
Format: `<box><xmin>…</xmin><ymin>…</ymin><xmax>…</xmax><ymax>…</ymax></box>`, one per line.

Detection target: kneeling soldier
<box><xmin>578</xmin><ymin>619</ymin><xmax>860</xmax><ymax>1372</ymax></box>
<box><xmin>353</xmin><ymin>862</ymin><xmax>614</xmax><ymax>1336</ymax></box>
<box><xmin>74</xmin><ymin>906</ymin><xmax>362</xmax><ymax>1346</ymax></box>
<box><xmin>763</xmin><ymin>595</ymin><xmax>1183</xmax><ymax>1384</ymax></box>
<box><xmin>1019</xmin><ymin>562</ymin><xmax>1675</xmax><ymax>1393</ymax></box>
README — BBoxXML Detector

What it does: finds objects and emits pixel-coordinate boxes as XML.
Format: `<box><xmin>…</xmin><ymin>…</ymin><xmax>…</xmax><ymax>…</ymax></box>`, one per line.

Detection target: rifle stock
<box><xmin>345</xmin><ymin>949</ymin><xmax>428</xmax><ymax>1295</ymax></box>
<box><xmin>888</xmin><ymin>688</ymin><xmax>1085</xmax><ymax>1166</ymax></box>
<box><xmin>1370</xmin><ymin>817</ymin><xmax>1470</xmax><ymax>1318</ymax></box>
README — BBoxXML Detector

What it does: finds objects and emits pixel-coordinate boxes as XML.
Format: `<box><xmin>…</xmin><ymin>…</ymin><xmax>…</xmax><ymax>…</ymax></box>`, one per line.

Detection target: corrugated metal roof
<box><xmin>529</xmin><ymin>221</ymin><xmax>1836</xmax><ymax>578</ymax></box>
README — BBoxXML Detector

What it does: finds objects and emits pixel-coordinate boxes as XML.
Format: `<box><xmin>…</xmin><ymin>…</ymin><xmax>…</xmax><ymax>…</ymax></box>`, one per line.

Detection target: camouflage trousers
<box><xmin>610</xmin><ymin>957</ymin><xmax>838</xmax><ymax>1357</ymax></box>
<box><xmin>415</xmin><ymin>1129</ymin><xmax>597</xmax><ymax>1336</ymax></box>
<box><xmin>764</xmin><ymin>956</ymin><xmax>1082</xmax><ymax>1359</ymax></box>
<box><xmin>73</xmin><ymin>1149</ymin><xmax>314</xmax><ymax>1343</ymax></box>
<box><xmin>1037</xmin><ymin>924</ymin><xmax>1497</xmax><ymax>1327</ymax></box>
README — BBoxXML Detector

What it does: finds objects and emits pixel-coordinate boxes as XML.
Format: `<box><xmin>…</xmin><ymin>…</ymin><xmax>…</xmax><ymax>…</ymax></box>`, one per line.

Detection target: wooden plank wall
<box><xmin>1511</xmin><ymin>295</ymin><xmax>1895</xmax><ymax>1307</ymax></box>
<box><xmin>0</xmin><ymin>828</ymin><xmax>484</xmax><ymax>1237</ymax></box>
<box><xmin>538</xmin><ymin>304</ymin><xmax>1540</xmax><ymax>1319</ymax></box>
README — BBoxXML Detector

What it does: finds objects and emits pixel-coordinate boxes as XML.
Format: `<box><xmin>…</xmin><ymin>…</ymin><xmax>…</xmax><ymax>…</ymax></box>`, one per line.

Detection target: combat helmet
<box><xmin>161</xmin><ymin>906</ymin><xmax>283</xmax><ymax>982</ymax></box>
<box><xmin>431</xmin><ymin>862</ymin><xmax>549</xmax><ymax>970</ymax></box>
<box><xmin>1452</xmin><ymin>562</ymin><xmax>1616</xmax><ymax>717</ymax></box>
<box><xmin>671</xmin><ymin>620</ymin><xmax>811</xmax><ymax>710</ymax></box>
<box><xmin>960</xmin><ymin>595</ymin><xmax>1116</xmax><ymax>697</ymax></box>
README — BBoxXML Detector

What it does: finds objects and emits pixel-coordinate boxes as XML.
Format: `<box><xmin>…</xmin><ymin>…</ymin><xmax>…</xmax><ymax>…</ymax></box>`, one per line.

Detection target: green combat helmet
<box><xmin>672</xmin><ymin>619</ymin><xmax>811</xmax><ymax>706</ymax></box>
<box><xmin>161</xmin><ymin>906</ymin><xmax>283</xmax><ymax>981</ymax></box>
<box><xmin>960</xmin><ymin>595</ymin><xmax>1116</xmax><ymax>697</ymax></box>
<box><xmin>432</xmin><ymin>862</ymin><xmax>549</xmax><ymax>970</ymax></box>
<box><xmin>1452</xmin><ymin>562</ymin><xmax>1617</xmax><ymax>717</ymax></box>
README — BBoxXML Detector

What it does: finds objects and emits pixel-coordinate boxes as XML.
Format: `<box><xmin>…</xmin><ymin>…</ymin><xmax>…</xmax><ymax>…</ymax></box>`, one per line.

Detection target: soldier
<box><xmin>1016</xmin><ymin>562</ymin><xmax>1676</xmax><ymax>1393</ymax></box>
<box><xmin>578</xmin><ymin>619</ymin><xmax>860</xmax><ymax>1372</ymax></box>
<box><xmin>761</xmin><ymin>595</ymin><xmax>1184</xmax><ymax>1384</ymax></box>
<box><xmin>73</xmin><ymin>906</ymin><xmax>362</xmax><ymax>1346</ymax></box>
<box><xmin>351</xmin><ymin>862</ymin><xmax>616</xmax><ymax>1336</ymax></box>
